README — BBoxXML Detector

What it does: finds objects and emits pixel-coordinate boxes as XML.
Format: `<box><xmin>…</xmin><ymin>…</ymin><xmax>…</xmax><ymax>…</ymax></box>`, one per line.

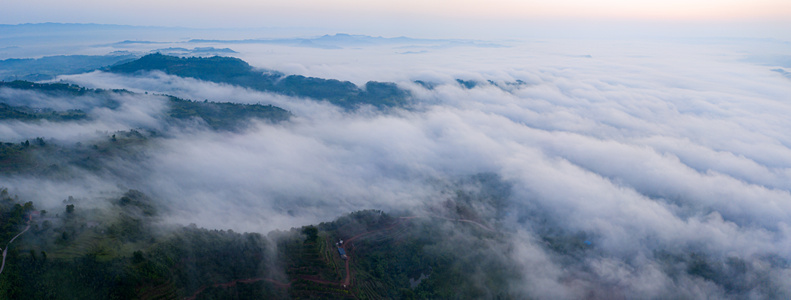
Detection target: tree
<box><xmin>132</xmin><ymin>250</ymin><xmax>144</xmax><ymax>264</ymax></box>
<box><xmin>302</xmin><ymin>226</ymin><xmax>318</xmax><ymax>243</ymax></box>
<box><xmin>66</xmin><ymin>204</ymin><xmax>74</xmax><ymax>214</ymax></box>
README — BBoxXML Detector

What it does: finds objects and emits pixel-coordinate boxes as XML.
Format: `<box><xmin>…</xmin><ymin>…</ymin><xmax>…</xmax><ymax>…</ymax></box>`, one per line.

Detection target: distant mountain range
<box><xmin>188</xmin><ymin>33</ymin><xmax>505</xmax><ymax>49</ymax></box>
<box><xmin>0</xmin><ymin>22</ymin><xmax>189</xmax><ymax>32</ymax></box>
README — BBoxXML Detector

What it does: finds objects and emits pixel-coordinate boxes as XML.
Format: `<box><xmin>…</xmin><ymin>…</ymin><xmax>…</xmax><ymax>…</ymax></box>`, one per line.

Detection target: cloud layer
<box><xmin>4</xmin><ymin>37</ymin><xmax>791</xmax><ymax>298</ymax></box>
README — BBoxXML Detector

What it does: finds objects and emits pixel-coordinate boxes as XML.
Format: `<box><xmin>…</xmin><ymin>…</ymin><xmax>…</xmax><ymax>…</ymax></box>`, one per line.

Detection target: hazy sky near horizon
<box><xmin>3</xmin><ymin>0</ymin><xmax>790</xmax><ymax>39</ymax></box>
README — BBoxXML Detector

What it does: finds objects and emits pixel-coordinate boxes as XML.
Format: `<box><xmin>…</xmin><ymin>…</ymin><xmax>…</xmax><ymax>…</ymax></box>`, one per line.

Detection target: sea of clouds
<box><xmin>3</xmin><ymin>34</ymin><xmax>791</xmax><ymax>298</ymax></box>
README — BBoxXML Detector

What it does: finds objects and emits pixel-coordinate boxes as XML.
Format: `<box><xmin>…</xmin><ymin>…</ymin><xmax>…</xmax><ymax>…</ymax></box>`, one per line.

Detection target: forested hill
<box><xmin>0</xmin><ymin>177</ymin><xmax>517</xmax><ymax>299</ymax></box>
<box><xmin>0</xmin><ymin>80</ymin><xmax>291</xmax><ymax>131</ymax></box>
<box><xmin>0</xmin><ymin>54</ymin><xmax>138</xmax><ymax>82</ymax></box>
<box><xmin>107</xmin><ymin>53</ymin><xmax>409</xmax><ymax>109</ymax></box>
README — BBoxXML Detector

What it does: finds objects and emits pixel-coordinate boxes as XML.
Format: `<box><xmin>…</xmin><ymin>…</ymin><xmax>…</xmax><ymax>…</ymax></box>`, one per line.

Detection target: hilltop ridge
<box><xmin>108</xmin><ymin>53</ymin><xmax>410</xmax><ymax>110</ymax></box>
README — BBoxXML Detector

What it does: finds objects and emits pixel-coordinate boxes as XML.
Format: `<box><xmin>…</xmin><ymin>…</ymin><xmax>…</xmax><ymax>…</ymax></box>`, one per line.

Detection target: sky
<box><xmin>2</xmin><ymin>0</ymin><xmax>791</xmax><ymax>297</ymax></box>
<box><xmin>2</xmin><ymin>0</ymin><xmax>790</xmax><ymax>39</ymax></box>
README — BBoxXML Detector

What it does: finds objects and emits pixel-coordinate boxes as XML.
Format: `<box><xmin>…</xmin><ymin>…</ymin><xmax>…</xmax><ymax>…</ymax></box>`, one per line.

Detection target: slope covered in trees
<box><xmin>0</xmin><ymin>187</ymin><xmax>516</xmax><ymax>299</ymax></box>
<box><xmin>0</xmin><ymin>170</ymin><xmax>521</xmax><ymax>299</ymax></box>
<box><xmin>0</xmin><ymin>80</ymin><xmax>291</xmax><ymax>131</ymax></box>
<box><xmin>0</xmin><ymin>54</ymin><xmax>138</xmax><ymax>82</ymax></box>
<box><xmin>108</xmin><ymin>53</ymin><xmax>409</xmax><ymax>109</ymax></box>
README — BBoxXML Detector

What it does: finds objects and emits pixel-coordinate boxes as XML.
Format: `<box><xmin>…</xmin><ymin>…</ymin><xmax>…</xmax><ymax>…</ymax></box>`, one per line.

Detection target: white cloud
<box><xmin>4</xmin><ymin>36</ymin><xmax>791</xmax><ymax>297</ymax></box>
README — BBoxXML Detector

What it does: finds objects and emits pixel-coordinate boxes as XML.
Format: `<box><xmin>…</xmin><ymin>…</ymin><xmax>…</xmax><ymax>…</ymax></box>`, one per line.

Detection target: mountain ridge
<box><xmin>107</xmin><ymin>53</ymin><xmax>410</xmax><ymax>110</ymax></box>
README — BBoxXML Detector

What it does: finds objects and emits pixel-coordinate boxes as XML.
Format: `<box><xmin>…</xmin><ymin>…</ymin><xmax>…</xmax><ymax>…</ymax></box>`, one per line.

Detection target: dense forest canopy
<box><xmin>0</xmin><ymin>176</ymin><xmax>522</xmax><ymax>299</ymax></box>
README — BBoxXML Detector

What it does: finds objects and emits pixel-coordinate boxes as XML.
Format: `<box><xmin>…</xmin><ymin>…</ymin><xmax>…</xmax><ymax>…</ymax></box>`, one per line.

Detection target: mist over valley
<box><xmin>1</xmin><ymin>21</ymin><xmax>791</xmax><ymax>299</ymax></box>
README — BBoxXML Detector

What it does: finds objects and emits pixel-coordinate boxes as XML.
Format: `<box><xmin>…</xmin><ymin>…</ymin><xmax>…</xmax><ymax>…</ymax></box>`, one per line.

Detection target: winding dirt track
<box><xmin>0</xmin><ymin>215</ymin><xmax>32</xmax><ymax>275</ymax></box>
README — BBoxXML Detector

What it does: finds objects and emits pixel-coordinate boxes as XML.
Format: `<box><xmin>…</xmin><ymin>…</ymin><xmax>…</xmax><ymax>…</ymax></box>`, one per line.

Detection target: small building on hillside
<box><xmin>337</xmin><ymin>247</ymin><xmax>348</xmax><ymax>260</ymax></box>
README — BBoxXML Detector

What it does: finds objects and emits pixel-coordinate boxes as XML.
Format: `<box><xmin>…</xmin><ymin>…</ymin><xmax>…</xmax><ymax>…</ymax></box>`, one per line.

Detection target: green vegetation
<box><xmin>0</xmin><ymin>80</ymin><xmax>122</xmax><ymax>97</ymax></box>
<box><xmin>0</xmin><ymin>58</ymin><xmax>603</xmax><ymax>299</ymax></box>
<box><xmin>0</xmin><ymin>81</ymin><xmax>291</xmax><ymax>131</ymax></box>
<box><xmin>167</xmin><ymin>95</ymin><xmax>290</xmax><ymax>130</ymax></box>
<box><xmin>108</xmin><ymin>53</ymin><xmax>410</xmax><ymax>109</ymax></box>
<box><xmin>0</xmin><ymin>54</ymin><xmax>138</xmax><ymax>82</ymax></box>
<box><xmin>0</xmin><ymin>188</ymin><xmax>282</xmax><ymax>299</ymax></box>
<box><xmin>0</xmin><ymin>174</ymin><xmax>760</xmax><ymax>299</ymax></box>
<box><xmin>0</xmin><ymin>184</ymin><xmax>519</xmax><ymax>299</ymax></box>
<box><xmin>0</xmin><ymin>188</ymin><xmax>34</xmax><ymax>244</ymax></box>
<box><xmin>0</xmin><ymin>130</ymin><xmax>151</xmax><ymax>176</ymax></box>
<box><xmin>0</xmin><ymin>103</ymin><xmax>88</xmax><ymax>122</ymax></box>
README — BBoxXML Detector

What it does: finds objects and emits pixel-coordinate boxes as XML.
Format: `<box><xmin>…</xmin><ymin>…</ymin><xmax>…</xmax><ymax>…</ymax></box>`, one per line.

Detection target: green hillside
<box><xmin>0</xmin><ymin>81</ymin><xmax>291</xmax><ymax>131</ymax></box>
<box><xmin>108</xmin><ymin>53</ymin><xmax>409</xmax><ymax>109</ymax></box>
<box><xmin>0</xmin><ymin>187</ymin><xmax>516</xmax><ymax>299</ymax></box>
<box><xmin>0</xmin><ymin>54</ymin><xmax>138</xmax><ymax>82</ymax></box>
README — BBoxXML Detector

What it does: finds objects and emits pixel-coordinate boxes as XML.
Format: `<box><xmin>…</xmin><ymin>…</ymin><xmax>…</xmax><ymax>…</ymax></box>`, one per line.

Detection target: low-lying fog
<box><xmin>3</xmin><ymin>33</ymin><xmax>791</xmax><ymax>298</ymax></box>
